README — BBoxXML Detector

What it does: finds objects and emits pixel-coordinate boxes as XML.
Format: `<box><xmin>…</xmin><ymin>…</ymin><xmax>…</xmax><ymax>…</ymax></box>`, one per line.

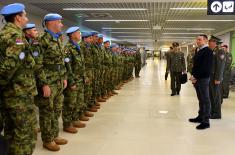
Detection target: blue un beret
<box><xmin>82</xmin><ymin>32</ymin><xmax>93</xmax><ymax>38</ymax></box>
<box><xmin>98</xmin><ymin>34</ymin><xmax>103</xmax><ymax>38</ymax></box>
<box><xmin>110</xmin><ymin>44</ymin><xmax>119</xmax><ymax>48</ymax></box>
<box><xmin>91</xmin><ymin>31</ymin><xmax>98</xmax><ymax>36</ymax></box>
<box><xmin>66</xmin><ymin>26</ymin><xmax>80</xmax><ymax>34</ymax></box>
<box><xmin>0</xmin><ymin>3</ymin><xmax>25</xmax><ymax>16</ymax></box>
<box><xmin>104</xmin><ymin>40</ymin><xmax>110</xmax><ymax>43</ymax></box>
<box><xmin>23</xmin><ymin>23</ymin><xmax>36</xmax><ymax>30</ymax></box>
<box><xmin>44</xmin><ymin>13</ymin><xmax>62</xmax><ymax>21</ymax></box>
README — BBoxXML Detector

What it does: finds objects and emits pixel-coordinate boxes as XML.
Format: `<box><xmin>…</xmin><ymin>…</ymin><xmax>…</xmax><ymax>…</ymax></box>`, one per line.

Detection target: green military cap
<box><xmin>172</xmin><ymin>42</ymin><xmax>179</xmax><ymax>47</ymax></box>
<box><xmin>209</xmin><ymin>35</ymin><xmax>222</xmax><ymax>43</ymax></box>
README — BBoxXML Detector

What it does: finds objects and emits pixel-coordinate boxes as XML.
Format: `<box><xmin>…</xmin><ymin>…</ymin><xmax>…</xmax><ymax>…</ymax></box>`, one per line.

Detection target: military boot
<box><xmin>63</xmin><ymin>126</ymin><xmax>78</xmax><ymax>134</ymax></box>
<box><xmin>80</xmin><ymin>115</ymin><xmax>90</xmax><ymax>121</ymax></box>
<box><xmin>73</xmin><ymin>121</ymin><xmax>86</xmax><ymax>128</ymax></box>
<box><xmin>85</xmin><ymin>111</ymin><xmax>94</xmax><ymax>117</ymax></box>
<box><xmin>54</xmin><ymin>137</ymin><xmax>68</xmax><ymax>145</ymax></box>
<box><xmin>43</xmin><ymin>141</ymin><xmax>60</xmax><ymax>151</ymax></box>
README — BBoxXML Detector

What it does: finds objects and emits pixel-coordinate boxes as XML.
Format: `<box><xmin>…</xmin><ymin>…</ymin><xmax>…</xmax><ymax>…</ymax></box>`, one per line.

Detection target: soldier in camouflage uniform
<box><xmin>110</xmin><ymin>44</ymin><xmax>119</xmax><ymax>95</ymax></box>
<box><xmin>104</xmin><ymin>41</ymin><xmax>115</xmax><ymax>97</ymax></box>
<box><xmin>135</xmin><ymin>49</ymin><xmax>142</xmax><ymax>78</ymax></box>
<box><xmin>81</xmin><ymin>32</ymin><xmax>98</xmax><ymax>116</ymax></box>
<box><xmin>97</xmin><ymin>35</ymin><xmax>109</xmax><ymax>100</ymax></box>
<box><xmin>91</xmin><ymin>33</ymin><xmax>106</xmax><ymax>104</ymax></box>
<box><xmin>37</xmin><ymin>13</ymin><xmax>68</xmax><ymax>151</ymax></box>
<box><xmin>62</xmin><ymin>27</ymin><xmax>87</xmax><ymax>134</ymax></box>
<box><xmin>222</xmin><ymin>45</ymin><xmax>233</xmax><ymax>98</ymax></box>
<box><xmin>168</xmin><ymin>42</ymin><xmax>186</xmax><ymax>96</ymax></box>
<box><xmin>208</xmin><ymin>36</ymin><xmax>226</xmax><ymax>119</ymax></box>
<box><xmin>23</xmin><ymin>23</ymin><xmax>47</xmax><ymax>134</ymax></box>
<box><xmin>0</xmin><ymin>3</ymin><xmax>37</xmax><ymax>155</ymax></box>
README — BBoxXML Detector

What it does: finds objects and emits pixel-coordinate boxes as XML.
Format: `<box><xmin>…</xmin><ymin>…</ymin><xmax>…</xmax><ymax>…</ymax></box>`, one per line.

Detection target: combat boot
<box><xmin>63</xmin><ymin>126</ymin><xmax>78</xmax><ymax>134</ymax></box>
<box><xmin>80</xmin><ymin>115</ymin><xmax>90</xmax><ymax>121</ymax></box>
<box><xmin>97</xmin><ymin>97</ymin><xmax>106</xmax><ymax>102</ymax></box>
<box><xmin>84</xmin><ymin>111</ymin><xmax>94</xmax><ymax>117</ymax></box>
<box><xmin>43</xmin><ymin>141</ymin><xmax>60</xmax><ymax>151</ymax></box>
<box><xmin>54</xmin><ymin>137</ymin><xmax>68</xmax><ymax>145</ymax></box>
<box><xmin>112</xmin><ymin>90</ymin><xmax>118</xmax><ymax>95</ymax></box>
<box><xmin>73</xmin><ymin>121</ymin><xmax>86</xmax><ymax>128</ymax></box>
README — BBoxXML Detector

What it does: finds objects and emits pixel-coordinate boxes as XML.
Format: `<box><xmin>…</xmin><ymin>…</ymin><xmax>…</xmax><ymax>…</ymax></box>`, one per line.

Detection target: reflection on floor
<box><xmin>34</xmin><ymin>59</ymin><xmax>235</xmax><ymax>155</ymax></box>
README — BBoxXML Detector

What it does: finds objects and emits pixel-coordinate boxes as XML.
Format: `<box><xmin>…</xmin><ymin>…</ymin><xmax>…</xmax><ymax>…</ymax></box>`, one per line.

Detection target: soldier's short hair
<box><xmin>199</xmin><ymin>34</ymin><xmax>208</xmax><ymax>40</ymax></box>
<box><xmin>4</xmin><ymin>12</ymin><xmax>23</xmax><ymax>23</ymax></box>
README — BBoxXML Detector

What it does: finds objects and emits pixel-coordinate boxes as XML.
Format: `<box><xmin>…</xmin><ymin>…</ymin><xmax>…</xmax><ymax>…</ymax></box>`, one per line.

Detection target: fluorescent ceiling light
<box><xmin>163</xmin><ymin>33</ymin><xmax>203</xmax><ymax>35</ymax></box>
<box><xmin>166</xmin><ymin>20</ymin><xmax>235</xmax><ymax>22</ymax></box>
<box><xmin>102</xmin><ymin>28</ymin><xmax>150</xmax><ymax>30</ymax></box>
<box><xmin>170</xmin><ymin>7</ymin><xmax>207</xmax><ymax>10</ymax></box>
<box><xmin>117</xmin><ymin>36</ymin><xmax>152</xmax><ymax>38</ymax></box>
<box><xmin>86</xmin><ymin>19</ymin><xmax>149</xmax><ymax>22</ymax></box>
<box><xmin>110</xmin><ymin>32</ymin><xmax>151</xmax><ymax>34</ymax></box>
<box><xmin>164</xmin><ymin>28</ymin><xmax>215</xmax><ymax>31</ymax></box>
<box><xmin>63</xmin><ymin>8</ymin><xmax>147</xmax><ymax>11</ymax></box>
<box><xmin>160</xmin><ymin>37</ymin><xmax>195</xmax><ymax>39</ymax></box>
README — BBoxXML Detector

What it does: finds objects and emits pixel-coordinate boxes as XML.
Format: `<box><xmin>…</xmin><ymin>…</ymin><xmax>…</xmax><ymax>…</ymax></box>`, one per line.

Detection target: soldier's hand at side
<box><xmin>42</xmin><ymin>85</ymin><xmax>51</xmax><ymax>97</ymax></box>
<box><xmin>215</xmin><ymin>80</ymin><xmax>221</xmax><ymax>85</ymax></box>
<box><xmin>85</xmin><ymin>78</ymin><xmax>90</xmax><ymax>84</ymax></box>
<box><xmin>63</xmin><ymin>80</ymin><xmax>68</xmax><ymax>89</ymax></box>
<box><xmin>71</xmin><ymin>85</ymin><xmax>76</xmax><ymax>90</ymax></box>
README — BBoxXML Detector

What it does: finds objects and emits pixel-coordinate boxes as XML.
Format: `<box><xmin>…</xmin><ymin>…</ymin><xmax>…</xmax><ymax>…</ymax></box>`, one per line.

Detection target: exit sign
<box><xmin>207</xmin><ymin>0</ymin><xmax>235</xmax><ymax>15</ymax></box>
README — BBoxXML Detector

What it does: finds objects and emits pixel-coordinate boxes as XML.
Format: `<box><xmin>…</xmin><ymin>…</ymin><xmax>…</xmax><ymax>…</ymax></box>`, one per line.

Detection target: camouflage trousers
<box><xmin>135</xmin><ymin>64</ymin><xmax>141</xmax><ymax>76</ymax></box>
<box><xmin>37</xmin><ymin>82</ymin><xmax>64</xmax><ymax>143</ymax></box>
<box><xmin>101</xmin><ymin>67</ymin><xmax>108</xmax><ymax>96</ymax></box>
<box><xmin>3</xmin><ymin>96</ymin><xmax>37</xmax><ymax>155</ymax></box>
<box><xmin>62</xmin><ymin>81</ymin><xmax>85</xmax><ymax>128</ymax></box>
<box><xmin>84</xmin><ymin>69</ymin><xmax>93</xmax><ymax>108</ymax></box>
<box><xmin>108</xmin><ymin>68</ymin><xmax>115</xmax><ymax>91</ymax></box>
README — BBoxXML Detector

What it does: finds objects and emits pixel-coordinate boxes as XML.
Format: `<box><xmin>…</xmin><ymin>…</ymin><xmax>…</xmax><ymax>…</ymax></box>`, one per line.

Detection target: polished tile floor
<box><xmin>34</xmin><ymin>59</ymin><xmax>235</xmax><ymax>155</ymax></box>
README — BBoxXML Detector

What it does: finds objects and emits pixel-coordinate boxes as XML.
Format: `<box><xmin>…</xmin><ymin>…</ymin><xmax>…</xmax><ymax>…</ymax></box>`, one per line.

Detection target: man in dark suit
<box><xmin>189</xmin><ymin>34</ymin><xmax>213</xmax><ymax>130</ymax></box>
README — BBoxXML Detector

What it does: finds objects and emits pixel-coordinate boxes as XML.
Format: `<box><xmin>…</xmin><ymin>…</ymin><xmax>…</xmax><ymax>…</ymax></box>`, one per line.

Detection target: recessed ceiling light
<box><xmin>170</xmin><ymin>7</ymin><xmax>207</xmax><ymax>10</ymax></box>
<box><xmin>102</xmin><ymin>28</ymin><xmax>150</xmax><ymax>30</ymax></box>
<box><xmin>166</xmin><ymin>20</ymin><xmax>235</xmax><ymax>22</ymax></box>
<box><xmin>163</xmin><ymin>33</ymin><xmax>203</xmax><ymax>35</ymax></box>
<box><xmin>85</xmin><ymin>19</ymin><xmax>149</xmax><ymax>22</ymax></box>
<box><xmin>63</xmin><ymin>8</ymin><xmax>147</xmax><ymax>11</ymax></box>
<box><xmin>164</xmin><ymin>28</ymin><xmax>215</xmax><ymax>31</ymax></box>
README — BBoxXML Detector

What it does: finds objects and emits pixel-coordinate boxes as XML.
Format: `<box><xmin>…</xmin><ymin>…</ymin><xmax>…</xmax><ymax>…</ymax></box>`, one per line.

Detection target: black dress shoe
<box><xmin>176</xmin><ymin>92</ymin><xmax>180</xmax><ymax>95</ymax></box>
<box><xmin>189</xmin><ymin>117</ymin><xmax>202</xmax><ymax>123</ymax></box>
<box><xmin>196</xmin><ymin>123</ymin><xmax>210</xmax><ymax>130</ymax></box>
<box><xmin>223</xmin><ymin>96</ymin><xmax>228</xmax><ymax>99</ymax></box>
<box><xmin>210</xmin><ymin>115</ymin><xmax>221</xmax><ymax>119</ymax></box>
<box><xmin>171</xmin><ymin>93</ymin><xmax>176</xmax><ymax>96</ymax></box>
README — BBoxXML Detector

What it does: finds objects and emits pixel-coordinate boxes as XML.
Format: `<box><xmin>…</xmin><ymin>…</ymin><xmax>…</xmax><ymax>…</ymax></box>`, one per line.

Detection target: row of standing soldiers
<box><xmin>0</xmin><ymin>3</ymin><xmax>142</xmax><ymax>155</ymax></box>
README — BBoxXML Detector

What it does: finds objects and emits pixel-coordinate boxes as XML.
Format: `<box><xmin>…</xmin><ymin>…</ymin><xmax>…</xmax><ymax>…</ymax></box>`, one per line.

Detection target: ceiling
<box><xmin>1</xmin><ymin>0</ymin><xmax>235</xmax><ymax>49</ymax></box>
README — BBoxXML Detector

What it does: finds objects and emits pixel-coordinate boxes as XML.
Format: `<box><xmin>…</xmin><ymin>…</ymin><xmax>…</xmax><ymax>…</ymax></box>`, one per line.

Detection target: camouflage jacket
<box><xmin>64</xmin><ymin>41</ymin><xmax>85</xmax><ymax>86</ymax></box>
<box><xmin>40</xmin><ymin>30</ymin><xmax>67</xmax><ymax>85</ymax></box>
<box><xmin>80</xmin><ymin>41</ymin><xmax>93</xmax><ymax>80</ymax></box>
<box><xmin>0</xmin><ymin>23</ymin><xmax>37</xmax><ymax>97</ymax></box>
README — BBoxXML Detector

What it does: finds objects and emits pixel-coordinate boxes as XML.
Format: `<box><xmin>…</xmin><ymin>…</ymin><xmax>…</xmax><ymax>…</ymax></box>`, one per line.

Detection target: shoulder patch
<box><xmin>19</xmin><ymin>52</ymin><xmax>25</xmax><ymax>60</ymax></box>
<box><xmin>16</xmin><ymin>38</ymin><xmax>24</xmax><ymax>45</ymax></box>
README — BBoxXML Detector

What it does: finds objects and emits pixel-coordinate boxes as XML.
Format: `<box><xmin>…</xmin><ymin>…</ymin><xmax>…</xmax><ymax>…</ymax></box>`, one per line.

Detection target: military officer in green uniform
<box><xmin>208</xmin><ymin>36</ymin><xmax>226</xmax><ymax>119</ymax></box>
<box><xmin>62</xmin><ymin>26</ymin><xmax>86</xmax><ymax>134</ymax></box>
<box><xmin>222</xmin><ymin>45</ymin><xmax>233</xmax><ymax>98</ymax></box>
<box><xmin>134</xmin><ymin>48</ymin><xmax>142</xmax><ymax>78</ymax></box>
<box><xmin>168</xmin><ymin>42</ymin><xmax>186</xmax><ymax>96</ymax></box>
<box><xmin>0</xmin><ymin>3</ymin><xmax>38</xmax><ymax>155</ymax></box>
<box><xmin>37</xmin><ymin>13</ymin><xmax>68</xmax><ymax>151</ymax></box>
<box><xmin>165</xmin><ymin>47</ymin><xmax>173</xmax><ymax>80</ymax></box>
